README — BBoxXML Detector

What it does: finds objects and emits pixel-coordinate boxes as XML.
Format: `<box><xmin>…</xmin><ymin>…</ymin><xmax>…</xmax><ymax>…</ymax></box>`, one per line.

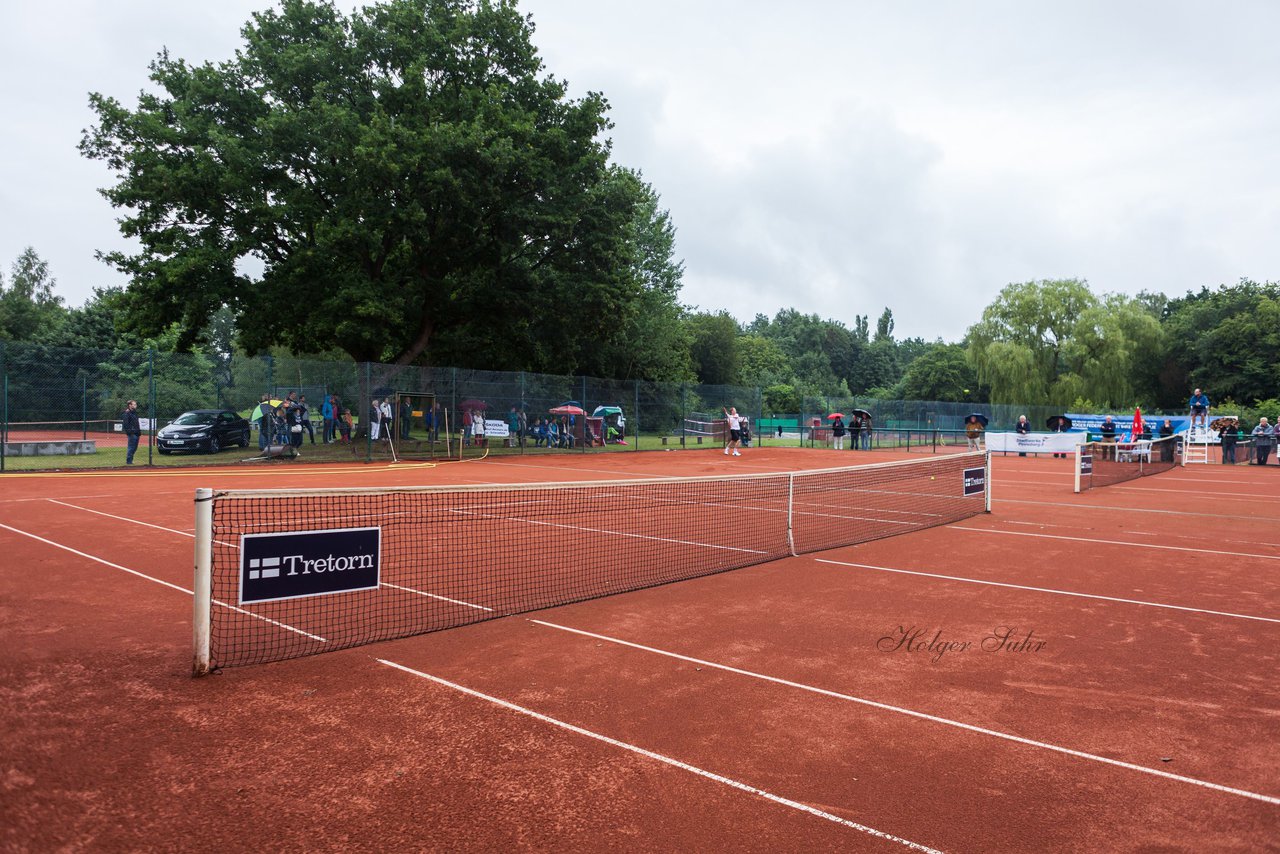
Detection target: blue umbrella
<box><xmin>965</xmin><ymin>413</ymin><xmax>989</xmax><ymax>427</ymax></box>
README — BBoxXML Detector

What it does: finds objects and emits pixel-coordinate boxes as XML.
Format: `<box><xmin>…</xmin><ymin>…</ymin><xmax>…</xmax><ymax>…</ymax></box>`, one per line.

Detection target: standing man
<box><xmin>1100</xmin><ymin>415</ymin><xmax>1117</xmax><ymax>460</ymax></box>
<box><xmin>321</xmin><ymin>395</ymin><xmax>336</xmax><ymax>444</ymax></box>
<box><xmin>298</xmin><ymin>394</ymin><xmax>315</xmax><ymax>444</ymax></box>
<box><xmin>1189</xmin><ymin>388</ymin><xmax>1210</xmax><ymax>430</ymax></box>
<box><xmin>506</xmin><ymin>406</ymin><xmax>520</xmax><ymax>448</ymax></box>
<box><xmin>723</xmin><ymin>406</ymin><xmax>743</xmax><ymax>457</ymax></box>
<box><xmin>257</xmin><ymin>393</ymin><xmax>273</xmax><ymax>450</ymax></box>
<box><xmin>1252</xmin><ymin>417</ymin><xmax>1274</xmax><ymax>466</ymax></box>
<box><xmin>1015</xmin><ymin>414</ymin><xmax>1030</xmax><ymax>457</ymax></box>
<box><xmin>122</xmin><ymin>399</ymin><xmax>142</xmax><ymax>465</ymax></box>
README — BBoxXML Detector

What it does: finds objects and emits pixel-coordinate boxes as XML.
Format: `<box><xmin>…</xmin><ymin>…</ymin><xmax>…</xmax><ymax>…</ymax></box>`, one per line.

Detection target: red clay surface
<box><xmin>2</xmin><ymin>448</ymin><xmax>1277</xmax><ymax>852</ymax></box>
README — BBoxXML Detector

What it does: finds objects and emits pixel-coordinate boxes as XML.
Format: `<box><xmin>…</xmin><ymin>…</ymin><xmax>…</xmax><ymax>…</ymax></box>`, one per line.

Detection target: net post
<box><xmin>984</xmin><ymin>451</ymin><xmax>992</xmax><ymax>513</ymax></box>
<box><xmin>1073</xmin><ymin>445</ymin><xmax>1083</xmax><ymax>493</ymax></box>
<box><xmin>193</xmin><ymin>488</ymin><xmax>214</xmax><ymax>677</ymax></box>
<box><xmin>786</xmin><ymin>473</ymin><xmax>797</xmax><ymax>555</ymax></box>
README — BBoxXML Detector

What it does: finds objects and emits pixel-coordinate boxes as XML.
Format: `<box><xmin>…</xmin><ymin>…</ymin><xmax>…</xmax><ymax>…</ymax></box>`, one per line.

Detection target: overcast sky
<box><xmin>2</xmin><ymin>2</ymin><xmax>1277</xmax><ymax>341</ymax></box>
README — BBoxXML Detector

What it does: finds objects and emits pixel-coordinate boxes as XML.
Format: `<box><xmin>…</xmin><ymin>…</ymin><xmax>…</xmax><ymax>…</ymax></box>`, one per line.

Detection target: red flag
<box><xmin>1132</xmin><ymin>407</ymin><xmax>1144</xmax><ymax>439</ymax></box>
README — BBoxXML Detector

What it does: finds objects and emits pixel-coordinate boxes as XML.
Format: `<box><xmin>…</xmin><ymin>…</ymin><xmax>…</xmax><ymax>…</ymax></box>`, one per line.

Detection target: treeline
<box><xmin>4</xmin><ymin>246</ymin><xmax>1275</xmax><ymax>420</ymax></box>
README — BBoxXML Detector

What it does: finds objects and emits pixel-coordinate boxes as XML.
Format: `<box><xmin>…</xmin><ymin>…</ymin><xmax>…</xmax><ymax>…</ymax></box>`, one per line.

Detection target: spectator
<box><xmin>1218</xmin><ymin>418</ymin><xmax>1238</xmax><ymax>464</ymax></box>
<box><xmin>462</xmin><ymin>408</ymin><xmax>472</xmax><ymax>446</ymax></box>
<box><xmin>321</xmin><ymin>395</ymin><xmax>336</xmax><ymax>444</ymax></box>
<box><xmin>273</xmin><ymin>405</ymin><xmax>291</xmax><ymax>446</ymax></box>
<box><xmin>1158</xmin><ymin>418</ymin><xmax>1176</xmax><ymax>463</ymax></box>
<box><xmin>560</xmin><ymin>416</ymin><xmax>574</xmax><ymax>448</ymax></box>
<box><xmin>298</xmin><ymin>395</ymin><xmax>315</xmax><ymax>444</ymax></box>
<box><xmin>616</xmin><ymin>410</ymin><xmax>626</xmax><ymax>442</ymax></box>
<box><xmin>831</xmin><ymin>415</ymin><xmax>846</xmax><ymax>450</ymax></box>
<box><xmin>517</xmin><ymin>407</ymin><xmax>528</xmax><ymax>448</ymax></box>
<box><xmin>1189</xmin><ymin>388</ymin><xmax>1210</xmax><ymax>430</ymax></box>
<box><xmin>121</xmin><ymin>399</ymin><xmax>142</xmax><ymax>465</ymax></box>
<box><xmin>256</xmin><ymin>393</ymin><xmax>273</xmax><ymax>451</ymax></box>
<box><xmin>1015</xmin><ymin>414</ymin><xmax>1030</xmax><ymax>457</ymax></box>
<box><xmin>1099</xmin><ymin>416</ymin><xmax>1117</xmax><ymax>460</ymax></box>
<box><xmin>380</xmin><ymin>397</ymin><xmax>394</xmax><ymax>443</ymax></box>
<box><xmin>401</xmin><ymin>397</ymin><xmax>413</xmax><ymax>440</ymax></box>
<box><xmin>740</xmin><ymin>417</ymin><xmax>751</xmax><ymax>448</ymax></box>
<box><xmin>473</xmin><ymin>409</ymin><xmax>486</xmax><ymax>447</ymax></box>
<box><xmin>506</xmin><ymin>406</ymin><xmax>520</xmax><ymax>448</ymax></box>
<box><xmin>339</xmin><ymin>408</ymin><xmax>353</xmax><ymax>444</ymax></box>
<box><xmin>1252</xmin><ymin>417</ymin><xmax>1274</xmax><ymax>466</ymax></box>
<box><xmin>547</xmin><ymin>418</ymin><xmax>559</xmax><ymax>448</ymax></box>
<box><xmin>964</xmin><ymin>415</ymin><xmax>985</xmax><ymax>451</ymax></box>
<box><xmin>1051</xmin><ymin>414</ymin><xmax>1069</xmax><ymax>459</ymax></box>
<box><xmin>860</xmin><ymin>414</ymin><xmax>872</xmax><ymax>450</ymax></box>
<box><xmin>369</xmin><ymin>399</ymin><xmax>382</xmax><ymax>441</ymax></box>
<box><xmin>288</xmin><ymin>399</ymin><xmax>306</xmax><ymax>450</ymax></box>
<box><xmin>423</xmin><ymin>404</ymin><xmax>435</xmax><ymax>443</ymax></box>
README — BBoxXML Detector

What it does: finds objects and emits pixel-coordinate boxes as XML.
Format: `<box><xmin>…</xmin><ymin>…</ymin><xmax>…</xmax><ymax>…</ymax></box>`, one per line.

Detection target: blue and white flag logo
<box><xmin>239</xmin><ymin>527</ymin><xmax>381</xmax><ymax>604</ymax></box>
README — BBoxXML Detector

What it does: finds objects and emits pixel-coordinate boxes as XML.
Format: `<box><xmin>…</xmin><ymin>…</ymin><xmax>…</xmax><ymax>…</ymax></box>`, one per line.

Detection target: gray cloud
<box><xmin>3</xmin><ymin>1</ymin><xmax>1278</xmax><ymax>344</ymax></box>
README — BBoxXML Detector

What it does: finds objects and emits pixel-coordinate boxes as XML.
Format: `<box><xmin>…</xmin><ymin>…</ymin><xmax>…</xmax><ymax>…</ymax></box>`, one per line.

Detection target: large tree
<box><xmin>1160</xmin><ymin>279</ymin><xmax>1280</xmax><ymax>407</ymax></box>
<box><xmin>966</xmin><ymin>278</ymin><xmax>1162</xmax><ymax>408</ymax></box>
<box><xmin>0</xmin><ymin>247</ymin><xmax>66</xmax><ymax>342</ymax></box>
<box><xmin>81</xmin><ymin>0</ymin><xmax>672</xmax><ymax>372</ymax></box>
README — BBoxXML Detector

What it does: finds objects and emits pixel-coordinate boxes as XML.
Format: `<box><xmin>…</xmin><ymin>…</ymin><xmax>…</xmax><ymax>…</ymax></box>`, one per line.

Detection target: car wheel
<box><xmin>239</xmin><ymin>429</ymin><xmax>250</xmax><ymax>447</ymax></box>
<box><xmin>208</xmin><ymin>436</ymin><xmax>221</xmax><ymax>454</ymax></box>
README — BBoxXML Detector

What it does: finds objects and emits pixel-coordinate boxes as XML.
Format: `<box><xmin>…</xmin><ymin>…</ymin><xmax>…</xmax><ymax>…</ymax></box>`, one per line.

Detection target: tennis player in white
<box><xmin>723</xmin><ymin>406</ymin><xmax>743</xmax><ymax>456</ymax></box>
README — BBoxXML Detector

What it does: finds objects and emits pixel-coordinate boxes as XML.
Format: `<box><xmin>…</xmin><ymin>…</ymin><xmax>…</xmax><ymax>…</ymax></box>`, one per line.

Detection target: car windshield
<box><xmin>172</xmin><ymin>412</ymin><xmax>214</xmax><ymax>426</ymax></box>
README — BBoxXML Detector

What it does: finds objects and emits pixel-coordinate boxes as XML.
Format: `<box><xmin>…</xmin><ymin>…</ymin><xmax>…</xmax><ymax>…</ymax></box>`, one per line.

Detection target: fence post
<box><xmin>82</xmin><ymin>374</ymin><xmax>88</xmax><ymax>439</ymax></box>
<box><xmin>634</xmin><ymin>379</ymin><xmax>639</xmax><ymax>452</ymax></box>
<box><xmin>147</xmin><ymin>348</ymin><xmax>155</xmax><ymax>466</ymax></box>
<box><xmin>1</xmin><ymin>372</ymin><xmax>6</xmax><ymax>472</ymax></box>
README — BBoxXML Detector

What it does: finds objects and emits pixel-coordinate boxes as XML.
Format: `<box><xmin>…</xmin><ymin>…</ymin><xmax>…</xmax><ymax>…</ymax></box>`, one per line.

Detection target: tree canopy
<box><xmin>81</xmin><ymin>0</ymin><xmax>683</xmax><ymax>377</ymax></box>
<box><xmin>966</xmin><ymin>279</ymin><xmax>1163</xmax><ymax>408</ymax></box>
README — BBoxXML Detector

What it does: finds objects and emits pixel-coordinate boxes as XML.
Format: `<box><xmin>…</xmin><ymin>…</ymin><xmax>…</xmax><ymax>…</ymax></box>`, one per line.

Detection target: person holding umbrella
<box><xmin>856</xmin><ymin>410</ymin><xmax>873</xmax><ymax>450</ymax></box>
<box><xmin>1047</xmin><ymin>414</ymin><xmax>1071</xmax><ymax>458</ymax></box>
<box><xmin>964</xmin><ymin>414</ymin><xmax>987</xmax><ymax>451</ymax></box>
<box><xmin>830</xmin><ymin>414</ymin><xmax>847</xmax><ymax>450</ymax></box>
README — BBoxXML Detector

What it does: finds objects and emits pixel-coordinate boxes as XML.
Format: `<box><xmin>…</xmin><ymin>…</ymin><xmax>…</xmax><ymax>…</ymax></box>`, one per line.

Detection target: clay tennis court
<box><xmin>2</xmin><ymin>449</ymin><xmax>1276</xmax><ymax>851</ymax></box>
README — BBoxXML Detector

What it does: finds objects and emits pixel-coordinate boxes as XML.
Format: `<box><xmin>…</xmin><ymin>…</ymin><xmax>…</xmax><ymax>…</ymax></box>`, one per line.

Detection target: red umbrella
<box><xmin>827</xmin><ymin>413</ymin><xmax>845</xmax><ymax>420</ymax></box>
<box><xmin>549</xmin><ymin>405</ymin><xmax>585</xmax><ymax>415</ymax></box>
<box><xmin>459</xmin><ymin>399</ymin><xmax>487</xmax><ymax>410</ymax></box>
<box><xmin>1131</xmin><ymin>407</ymin><xmax>1145</xmax><ymax>439</ymax></box>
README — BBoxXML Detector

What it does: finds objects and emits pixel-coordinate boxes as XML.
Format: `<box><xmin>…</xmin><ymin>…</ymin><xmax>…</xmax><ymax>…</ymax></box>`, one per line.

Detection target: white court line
<box><xmin>527</xmin><ymin>620</ymin><xmax>1280</xmax><ymax>806</ymax></box>
<box><xmin>954</xmin><ymin>525</ymin><xmax>1280</xmax><ymax>561</ymax></box>
<box><xmin>378</xmin><ymin>658</ymin><xmax>943</xmax><ymax>853</ymax></box>
<box><xmin>48</xmin><ymin>498</ymin><xmax>240</xmax><ymax>548</ymax></box>
<box><xmin>813</xmin><ymin>558</ymin><xmax>1280</xmax><ymax>625</ymax></box>
<box><xmin>381</xmin><ymin>581</ymin><xmax>494</xmax><ymax>611</ymax></box>
<box><xmin>448</xmin><ymin>508</ymin><xmax>772</xmax><ymax>555</ymax></box>
<box><xmin>0</xmin><ymin>521</ymin><xmax>325</xmax><ymax>642</ymax></box>
<box><xmin>995</xmin><ymin>497</ymin><xmax>1280</xmax><ymax>523</ymax></box>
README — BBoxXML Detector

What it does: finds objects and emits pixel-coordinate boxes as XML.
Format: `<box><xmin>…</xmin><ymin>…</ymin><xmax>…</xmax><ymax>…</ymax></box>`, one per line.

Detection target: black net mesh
<box><xmin>205</xmin><ymin>452</ymin><xmax>988</xmax><ymax>669</ymax></box>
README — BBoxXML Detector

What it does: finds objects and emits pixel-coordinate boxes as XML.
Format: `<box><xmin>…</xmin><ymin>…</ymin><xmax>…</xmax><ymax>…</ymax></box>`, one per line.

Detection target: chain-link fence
<box><xmin>0</xmin><ymin>340</ymin><xmax>1181</xmax><ymax>470</ymax></box>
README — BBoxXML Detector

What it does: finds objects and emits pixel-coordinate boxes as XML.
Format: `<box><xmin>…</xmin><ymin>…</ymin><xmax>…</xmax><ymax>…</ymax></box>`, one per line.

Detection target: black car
<box><xmin>157</xmin><ymin>409</ymin><xmax>251</xmax><ymax>454</ymax></box>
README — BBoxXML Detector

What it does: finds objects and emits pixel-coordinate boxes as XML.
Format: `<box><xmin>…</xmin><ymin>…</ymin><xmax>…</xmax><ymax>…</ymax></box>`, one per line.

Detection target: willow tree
<box><xmin>81</xmin><ymin>0</ymin><xmax>675</xmax><ymax>373</ymax></box>
<box><xmin>967</xmin><ymin>279</ymin><xmax>1162</xmax><ymax>408</ymax></box>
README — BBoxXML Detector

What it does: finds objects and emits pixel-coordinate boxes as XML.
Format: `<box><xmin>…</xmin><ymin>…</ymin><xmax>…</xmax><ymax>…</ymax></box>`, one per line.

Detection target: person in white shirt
<box><xmin>723</xmin><ymin>406</ymin><xmax>743</xmax><ymax>457</ymax></box>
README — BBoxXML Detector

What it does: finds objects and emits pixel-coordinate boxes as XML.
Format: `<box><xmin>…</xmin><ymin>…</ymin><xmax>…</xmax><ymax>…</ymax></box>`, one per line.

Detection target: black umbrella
<box><xmin>965</xmin><ymin>413</ymin><xmax>989</xmax><ymax>427</ymax></box>
<box><xmin>852</xmin><ymin>409</ymin><xmax>872</xmax><ymax>420</ymax></box>
<box><xmin>1046</xmin><ymin>415</ymin><xmax>1072</xmax><ymax>430</ymax></box>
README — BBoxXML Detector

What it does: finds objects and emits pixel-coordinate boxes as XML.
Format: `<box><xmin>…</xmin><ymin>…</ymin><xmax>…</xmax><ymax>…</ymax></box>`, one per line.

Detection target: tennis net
<box><xmin>193</xmin><ymin>451</ymin><xmax>990</xmax><ymax>673</ymax></box>
<box><xmin>1074</xmin><ymin>435</ymin><xmax>1181</xmax><ymax>492</ymax></box>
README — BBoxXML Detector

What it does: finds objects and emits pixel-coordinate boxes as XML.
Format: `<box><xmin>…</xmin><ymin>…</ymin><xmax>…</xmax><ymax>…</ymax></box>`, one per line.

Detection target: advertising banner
<box><xmin>984</xmin><ymin>432</ymin><xmax>1084</xmax><ymax>454</ymax></box>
